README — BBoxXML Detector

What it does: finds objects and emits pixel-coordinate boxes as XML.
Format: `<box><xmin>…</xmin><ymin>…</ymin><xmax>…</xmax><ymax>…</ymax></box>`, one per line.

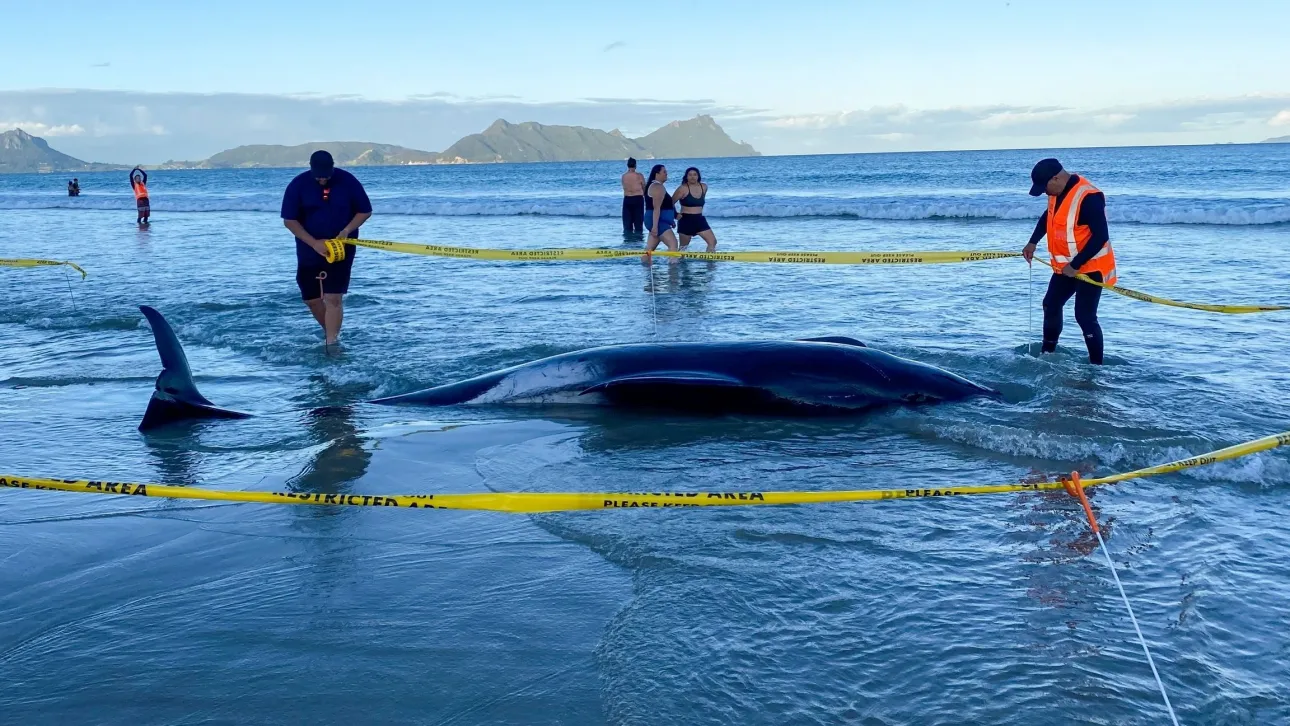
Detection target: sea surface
<box><xmin>2</xmin><ymin>144</ymin><xmax>1289</xmax><ymax>725</ymax></box>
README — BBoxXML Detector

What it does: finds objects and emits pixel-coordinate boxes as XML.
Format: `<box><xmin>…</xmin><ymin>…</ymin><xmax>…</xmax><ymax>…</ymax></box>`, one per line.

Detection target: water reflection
<box><xmin>284</xmin><ymin>404</ymin><xmax>371</xmax><ymax>496</ymax></box>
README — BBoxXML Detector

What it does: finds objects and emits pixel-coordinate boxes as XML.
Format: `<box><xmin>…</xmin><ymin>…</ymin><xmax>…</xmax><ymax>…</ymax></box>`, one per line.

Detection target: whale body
<box><xmin>136</xmin><ymin>306</ymin><xmax>997</xmax><ymax>430</ymax></box>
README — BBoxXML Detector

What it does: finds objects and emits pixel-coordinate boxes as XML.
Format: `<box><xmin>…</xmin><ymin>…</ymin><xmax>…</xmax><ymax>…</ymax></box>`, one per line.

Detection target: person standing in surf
<box><xmin>621</xmin><ymin>157</ymin><xmax>645</xmax><ymax>235</ymax></box>
<box><xmin>130</xmin><ymin>167</ymin><xmax>150</xmax><ymax>224</ymax></box>
<box><xmin>645</xmin><ymin>164</ymin><xmax>679</xmax><ymax>255</ymax></box>
<box><xmin>281</xmin><ymin>150</ymin><xmax>372</xmax><ymax>348</ymax></box>
<box><xmin>1021</xmin><ymin>158</ymin><xmax>1117</xmax><ymax>365</ymax></box>
<box><xmin>673</xmin><ymin>166</ymin><xmax>717</xmax><ymax>252</ymax></box>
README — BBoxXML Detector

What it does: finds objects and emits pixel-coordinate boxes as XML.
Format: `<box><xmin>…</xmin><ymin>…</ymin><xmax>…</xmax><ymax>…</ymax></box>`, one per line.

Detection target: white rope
<box><xmin>1027</xmin><ymin>261</ymin><xmax>1034</xmax><ymax>356</ymax></box>
<box><xmin>648</xmin><ymin>260</ymin><xmax>659</xmax><ymax>338</ymax></box>
<box><xmin>63</xmin><ymin>266</ymin><xmax>79</xmax><ymax>314</ymax></box>
<box><xmin>1093</xmin><ymin>527</ymin><xmax>1181</xmax><ymax>726</ymax></box>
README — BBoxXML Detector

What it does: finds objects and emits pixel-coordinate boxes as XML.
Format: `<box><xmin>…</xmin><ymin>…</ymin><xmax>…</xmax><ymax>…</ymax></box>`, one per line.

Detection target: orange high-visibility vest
<box><xmin>1046</xmin><ymin>176</ymin><xmax>1116</xmax><ymax>285</ymax></box>
<box><xmin>132</xmin><ymin>180</ymin><xmax>148</xmax><ymax>201</ymax></box>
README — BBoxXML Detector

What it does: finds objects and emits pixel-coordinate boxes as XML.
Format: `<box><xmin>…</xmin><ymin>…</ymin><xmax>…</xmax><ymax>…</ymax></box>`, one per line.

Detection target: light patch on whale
<box><xmin>469</xmin><ymin>359</ymin><xmax>602</xmax><ymax>405</ymax></box>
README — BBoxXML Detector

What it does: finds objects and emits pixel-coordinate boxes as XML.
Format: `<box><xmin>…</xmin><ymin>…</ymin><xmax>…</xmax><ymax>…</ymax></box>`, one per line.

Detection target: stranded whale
<box><xmin>136</xmin><ymin>306</ymin><xmax>997</xmax><ymax>430</ymax></box>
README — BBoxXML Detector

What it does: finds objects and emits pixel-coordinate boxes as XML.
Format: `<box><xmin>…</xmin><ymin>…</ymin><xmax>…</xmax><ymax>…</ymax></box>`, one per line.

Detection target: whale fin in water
<box><xmin>138</xmin><ymin>305</ymin><xmax>251</xmax><ymax>431</ymax></box>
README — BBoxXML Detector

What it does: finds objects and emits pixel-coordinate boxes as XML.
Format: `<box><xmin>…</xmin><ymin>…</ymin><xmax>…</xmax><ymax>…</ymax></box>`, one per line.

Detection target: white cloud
<box><xmin>0</xmin><ymin>121</ymin><xmax>85</xmax><ymax>137</ymax></box>
<box><xmin>748</xmin><ymin>94</ymin><xmax>1290</xmax><ymax>153</ymax></box>
<box><xmin>5</xmin><ymin>88</ymin><xmax>1289</xmax><ymax>162</ymax></box>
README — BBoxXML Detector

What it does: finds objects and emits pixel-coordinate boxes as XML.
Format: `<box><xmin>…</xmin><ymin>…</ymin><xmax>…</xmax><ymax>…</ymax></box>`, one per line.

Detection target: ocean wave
<box><xmin>2</xmin><ymin>193</ymin><xmax>1287</xmax><ymax>225</ymax></box>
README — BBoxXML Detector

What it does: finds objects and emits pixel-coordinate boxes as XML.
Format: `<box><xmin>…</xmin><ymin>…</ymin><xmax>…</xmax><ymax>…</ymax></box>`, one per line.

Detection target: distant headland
<box><xmin>0</xmin><ymin>115</ymin><xmax>759</xmax><ymax>173</ymax></box>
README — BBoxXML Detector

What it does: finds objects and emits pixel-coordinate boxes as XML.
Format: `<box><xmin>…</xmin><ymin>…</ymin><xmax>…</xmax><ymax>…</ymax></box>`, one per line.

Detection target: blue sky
<box><xmin>3</xmin><ymin>0</ymin><xmax>1289</xmax><ymax>161</ymax></box>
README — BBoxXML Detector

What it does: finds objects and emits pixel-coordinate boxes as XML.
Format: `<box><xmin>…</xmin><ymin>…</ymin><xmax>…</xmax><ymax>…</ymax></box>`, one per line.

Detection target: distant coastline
<box><xmin>6</xmin><ymin>127</ymin><xmax>1290</xmax><ymax>174</ymax></box>
<box><xmin>157</xmin><ymin>115</ymin><xmax>758</xmax><ymax>169</ymax></box>
<box><xmin>0</xmin><ymin>115</ymin><xmax>758</xmax><ymax>173</ymax></box>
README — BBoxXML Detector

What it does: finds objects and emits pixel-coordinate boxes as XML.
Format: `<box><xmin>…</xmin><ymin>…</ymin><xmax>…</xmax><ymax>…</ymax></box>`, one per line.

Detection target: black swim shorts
<box><xmin>677</xmin><ymin>213</ymin><xmax>711</xmax><ymax>236</ymax></box>
<box><xmin>297</xmin><ymin>254</ymin><xmax>355</xmax><ymax>301</ymax></box>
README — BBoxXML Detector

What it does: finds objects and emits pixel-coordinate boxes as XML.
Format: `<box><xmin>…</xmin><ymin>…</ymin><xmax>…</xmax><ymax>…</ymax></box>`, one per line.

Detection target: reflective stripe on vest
<box><xmin>1046</xmin><ymin>177</ymin><xmax>1117</xmax><ymax>285</ymax></box>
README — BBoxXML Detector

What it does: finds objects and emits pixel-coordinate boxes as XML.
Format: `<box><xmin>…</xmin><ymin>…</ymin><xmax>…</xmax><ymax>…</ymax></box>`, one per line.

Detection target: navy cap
<box><xmin>1029</xmin><ymin>158</ymin><xmax>1063</xmax><ymax>196</ymax></box>
<box><xmin>309</xmin><ymin>150</ymin><xmax>335</xmax><ymax>178</ymax></box>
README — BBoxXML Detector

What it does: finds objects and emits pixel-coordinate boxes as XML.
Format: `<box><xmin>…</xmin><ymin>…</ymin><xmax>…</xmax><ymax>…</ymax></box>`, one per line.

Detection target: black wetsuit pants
<box><xmin>622</xmin><ymin>195</ymin><xmax>644</xmax><ymax>234</ymax></box>
<box><xmin>1042</xmin><ymin>271</ymin><xmax>1104</xmax><ymax>364</ymax></box>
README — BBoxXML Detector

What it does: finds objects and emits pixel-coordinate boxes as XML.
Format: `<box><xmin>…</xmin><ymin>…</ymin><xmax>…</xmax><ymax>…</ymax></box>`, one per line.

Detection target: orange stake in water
<box><xmin>1063</xmin><ymin>470</ymin><xmax>1180</xmax><ymax>725</ymax></box>
<box><xmin>1063</xmin><ymin>471</ymin><xmax>1100</xmax><ymax>535</ymax></box>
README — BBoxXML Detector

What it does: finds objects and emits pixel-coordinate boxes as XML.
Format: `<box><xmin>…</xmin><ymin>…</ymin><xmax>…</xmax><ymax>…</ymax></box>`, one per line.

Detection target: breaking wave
<box><xmin>2</xmin><ymin>192</ymin><xmax>1287</xmax><ymax>225</ymax></box>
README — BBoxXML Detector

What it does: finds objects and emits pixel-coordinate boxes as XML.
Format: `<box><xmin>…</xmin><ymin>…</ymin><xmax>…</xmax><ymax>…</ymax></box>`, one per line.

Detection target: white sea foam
<box><xmin>3</xmin><ymin>193</ymin><xmax>1286</xmax><ymax>225</ymax></box>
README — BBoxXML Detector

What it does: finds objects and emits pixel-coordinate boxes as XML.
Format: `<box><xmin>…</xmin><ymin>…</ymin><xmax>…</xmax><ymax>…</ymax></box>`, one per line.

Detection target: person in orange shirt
<box><xmin>130</xmin><ymin>167</ymin><xmax>150</xmax><ymax>225</ymax></box>
<box><xmin>1021</xmin><ymin>158</ymin><xmax>1117</xmax><ymax>365</ymax></box>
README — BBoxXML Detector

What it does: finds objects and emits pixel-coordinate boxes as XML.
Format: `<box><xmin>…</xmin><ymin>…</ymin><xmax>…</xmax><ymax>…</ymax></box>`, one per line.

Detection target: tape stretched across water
<box><xmin>1078</xmin><ymin>272</ymin><xmax>1287</xmax><ymax>314</ymax></box>
<box><xmin>337</xmin><ymin>238</ymin><xmax>1020</xmax><ymax>265</ymax></box>
<box><xmin>4</xmin><ymin>431</ymin><xmax>1286</xmax><ymax>513</ymax></box>
<box><xmin>0</xmin><ymin>258</ymin><xmax>87</xmax><ymax>279</ymax></box>
<box><xmin>1036</xmin><ymin>258</ymin><xmax>1289</xmax><ymax>314</ymax></box>
<box><xmin>334</xmin><ymin>239</ymin><xmax>1286</xmax><ymax>313</ymax></box>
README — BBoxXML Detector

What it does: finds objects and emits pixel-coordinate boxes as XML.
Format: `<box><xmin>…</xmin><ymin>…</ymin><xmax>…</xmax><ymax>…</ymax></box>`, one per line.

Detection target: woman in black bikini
<box><xmin>673</xmin><ymin>166</ymin><xmax>716</xmax><ymax>252</ymax></box>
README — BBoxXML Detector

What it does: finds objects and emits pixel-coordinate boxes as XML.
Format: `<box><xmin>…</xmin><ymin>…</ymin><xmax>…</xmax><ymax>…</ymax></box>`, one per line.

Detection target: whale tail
<box><xmin>138</xmin><ymin>305</ymin><xmax>251</xmax><ymax>431</ymax></box>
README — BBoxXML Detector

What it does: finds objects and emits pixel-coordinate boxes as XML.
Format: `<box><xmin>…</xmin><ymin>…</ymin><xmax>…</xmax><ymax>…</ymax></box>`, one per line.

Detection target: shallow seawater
<box><xmin>2</xmin><ymin>145</ymin><xmax>1289</xmax><ymax>725</ymax></box>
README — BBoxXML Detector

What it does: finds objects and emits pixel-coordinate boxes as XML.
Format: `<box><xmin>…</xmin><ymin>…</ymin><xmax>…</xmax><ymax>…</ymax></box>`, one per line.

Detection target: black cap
<box><xmin>1029</xmin><ymin>158</ymin><xmax>1063</xmax><ymax>196</ymax></box>
<box><xmin>310</xmin><ymin>150</ymin><xmax>335</xmax><ymax>178</ymax></box>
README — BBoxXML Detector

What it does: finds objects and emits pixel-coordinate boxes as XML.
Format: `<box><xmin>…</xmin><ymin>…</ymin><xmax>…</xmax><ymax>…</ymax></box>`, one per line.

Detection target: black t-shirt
<box><xmin>281</xmin><ymin>168</ymin><xmax>373</xmax><ymax>265</ymax></box>
<box><xmin>1028</xmin><ymin>175</ymin><xmax>1109</xmax><ymax>269</ymax></box>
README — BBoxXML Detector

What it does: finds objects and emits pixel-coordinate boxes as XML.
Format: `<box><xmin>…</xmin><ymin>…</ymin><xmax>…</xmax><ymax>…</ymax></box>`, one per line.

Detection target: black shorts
<box><xmin>136</xmin><ymin>197</ymin><xmax>150</xmax><ymax>214</ymax></box>
<box><xmin>677</xmin><ymin>213</ymin><xmax>711</xmax><ymax>236</ymax></box>
<box><xmin>297</xmin><ymin>252</ymin><xmax>355</xmax><ymax>301</ymax></box>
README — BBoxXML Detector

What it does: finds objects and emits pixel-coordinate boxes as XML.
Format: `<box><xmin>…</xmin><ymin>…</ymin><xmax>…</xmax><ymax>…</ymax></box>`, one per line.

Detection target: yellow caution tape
<box><xmin>340</xmin><ymin>238</ymin><xmax>1020</xmax><ymax>265</ymax></box>
<box><xmin>1082</xmin><ymin>274</ymin><xmax>1288</xmax><ymax>314</ymax></box>
<box><xmin>0</xmin><ymin>258</ymin><xmax>87</xmax><ymax>279</ymax></box>
<box><xmin>322</xmin><ymin>239</ymin><xmax>347</xmax><ymax>264</ymax></box>
<box><xmin>3</xmin><ymin>431</ymin><xmax>1285</xmax><ymax>513</ymax></box>
<box><xmin>1038</xmin><ymin>259</ymin><xmax>1287</xmax><ymax>314</ymax></box>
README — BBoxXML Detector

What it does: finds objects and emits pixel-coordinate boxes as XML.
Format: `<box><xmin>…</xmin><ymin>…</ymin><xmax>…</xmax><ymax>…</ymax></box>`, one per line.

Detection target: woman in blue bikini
<box><xmin>644</xmin><ymin>164</ymin><xmax>679</xmax><ymax>254</ymax></box>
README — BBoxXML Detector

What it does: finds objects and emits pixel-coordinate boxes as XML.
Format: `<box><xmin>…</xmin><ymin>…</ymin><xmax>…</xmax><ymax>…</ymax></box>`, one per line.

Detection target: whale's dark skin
<box><xmin>136</xmin><ymin>306</ymin><xmax>997</xmax><ymax>430</ymax></box>
<box><xmin>369</xmin><ymin>339</ymin><xmax>997</xmax><ymax>412</ymax></box>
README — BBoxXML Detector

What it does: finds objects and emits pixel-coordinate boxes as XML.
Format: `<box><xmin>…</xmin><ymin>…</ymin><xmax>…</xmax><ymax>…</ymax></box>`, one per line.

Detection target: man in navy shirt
<box><xmin>281</xmin><ymin>150</ymin><xmax>372</xmax><ymax>347</ymax></box>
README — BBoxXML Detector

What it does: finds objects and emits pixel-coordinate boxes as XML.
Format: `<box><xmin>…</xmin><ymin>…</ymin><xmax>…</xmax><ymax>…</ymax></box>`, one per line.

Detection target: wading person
<box><xmin>1022</xmin><ymin>158</ymin><xmax>1117</xmax><ymax>365</ymax></box>
<box><xmin>673</xmin><ymin>166</ymin><xmax>717</xmax><ymax>252</ymax></box>
<box><xmin>130</xmin><ymin>167</ymin><xmax>149</xmax><ymax>224</ymax></box>
<box><xmin>644</xmin><ymin>164</ymin><xmax>679</xmax><ymax>254</ymax></box>
<box><xmin>622</xmin><ymin>157</ymin><xmax>645</xmax><ymax>235</ymax></box>
<box><xmin>281</xmin><ymin>150</ymin><xmax>372</xmax><ymax>348</ymax></box>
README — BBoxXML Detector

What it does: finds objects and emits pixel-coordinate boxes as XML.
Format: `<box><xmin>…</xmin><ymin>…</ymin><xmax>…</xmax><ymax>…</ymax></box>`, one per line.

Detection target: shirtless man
<box><xmin>621</xmin><ymin>157</ymin><xmax>645</xmax><ymax>235</ymax></box>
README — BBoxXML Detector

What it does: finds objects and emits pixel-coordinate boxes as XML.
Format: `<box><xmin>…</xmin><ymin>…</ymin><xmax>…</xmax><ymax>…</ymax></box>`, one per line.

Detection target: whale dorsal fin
<box><xmin>138</xmin><ymin>306</ymin><xmax>251</xmax><ymax>430</ymax></box>
<box><xmin>798</xmin><ymin>336</ymin><xmax>867</xmax><ymax>347</ymax></box>
<box><xmin>140</xmin><ymin>305</ymin><xmax>213</xmax><ymax>406</ymax></box>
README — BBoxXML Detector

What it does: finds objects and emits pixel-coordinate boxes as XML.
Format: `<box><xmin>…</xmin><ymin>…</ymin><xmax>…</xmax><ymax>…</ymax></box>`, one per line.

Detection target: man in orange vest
<box><xmin>130</xmin><ymin>167</ymin><xmax>150</xmax><ymax>225</ymax></box>
<box><xmin>1021</xmin><ymin>158</ymin><xmax>1116</xmax><ymax>365</ymax></box>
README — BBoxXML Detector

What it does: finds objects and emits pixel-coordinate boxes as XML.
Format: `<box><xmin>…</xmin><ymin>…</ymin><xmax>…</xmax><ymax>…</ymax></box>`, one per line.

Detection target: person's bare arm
<box><xmin>284</xmin><ymin>219</ymin><xmax>327</xmax><ymax>256</ymax></box>
<box><xmin>648</xmin><ymin>185</ymin><xmax>663</xmax><ymax>232</ymax></box>
<box><xmin>339</xmin><ymin>212</ymin><xmax>371</xmax><ymax>238</ymax></box>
